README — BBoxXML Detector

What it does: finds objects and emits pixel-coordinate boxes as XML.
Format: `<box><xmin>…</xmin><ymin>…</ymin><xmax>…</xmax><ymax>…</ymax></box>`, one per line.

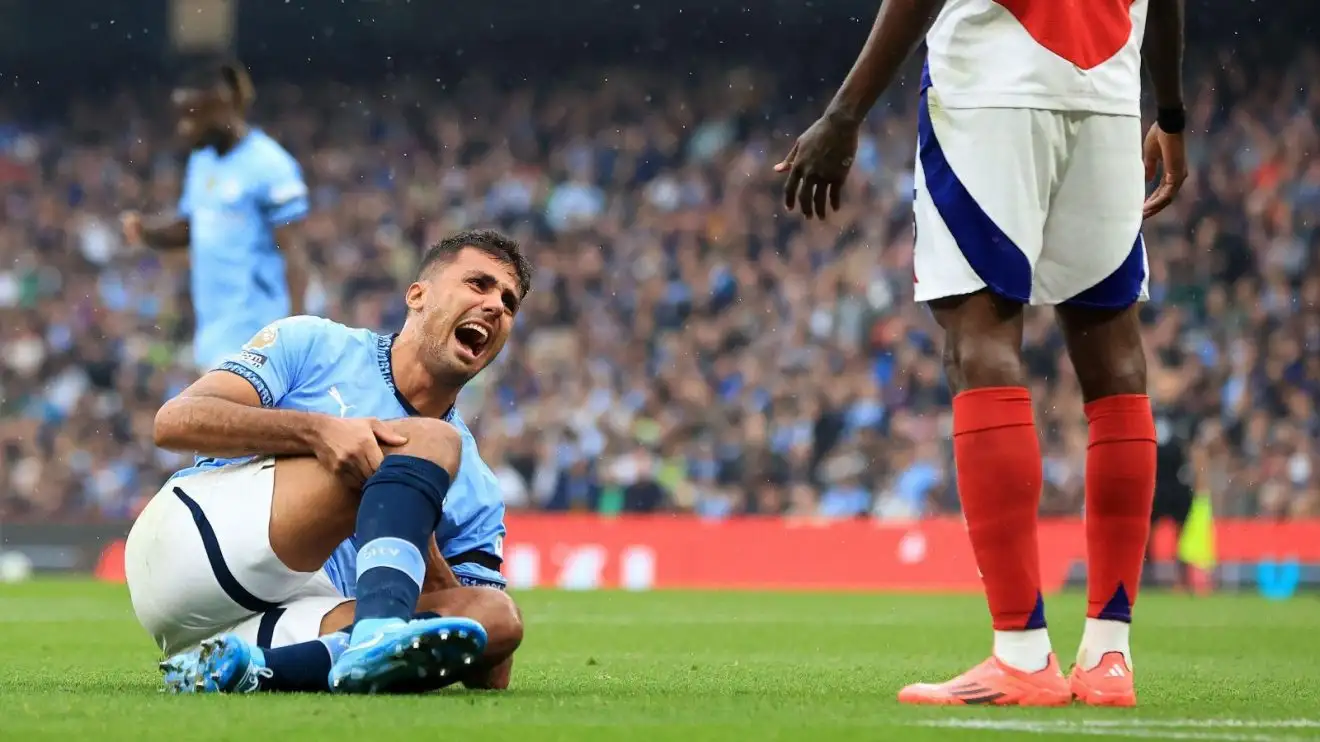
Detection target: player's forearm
<box><xmin>1141</xmin><ymin>0</ymin><xmax>1185</xmax><ymax>109</ymax></box>
<box><xmin>825</xmin><ymin>0</ymin><xmax>948</xmax><ymax>123</ymax></box>
<box><xmin>154</xmin><ymin>395</ymin><xmax>325</xmax><ymax>458</ymax></box>
<box><xmin>276</xmin><ymin>225</ymin><xmax>309</xmax><ymax>315</ymax></box>
<box><xmin>422</xmin><ymin>536</ymin><xmax>462</xmax><ymax>592</ymax></box>
<box><xmin>142</xmin><ymin>216</ymin><xmax>191</xmax><ymax>250</ymax></box>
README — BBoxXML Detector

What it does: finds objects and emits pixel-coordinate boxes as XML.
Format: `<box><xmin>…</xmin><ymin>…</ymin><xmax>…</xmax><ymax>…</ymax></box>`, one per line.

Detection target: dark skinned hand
<box><xmin>774</xmin><ymin>113</ymin><xmax>861</xmax><ymax>220</ymax></box>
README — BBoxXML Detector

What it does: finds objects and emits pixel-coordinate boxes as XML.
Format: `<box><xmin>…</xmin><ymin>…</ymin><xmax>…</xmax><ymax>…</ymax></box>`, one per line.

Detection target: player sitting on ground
<box><xmin>126</xmin><ymin>229</ymin><xmax>530</xmax><ymax>694</ymax></box>
<box><xmin>156</xmin><ymin>484</ymin><xmax>520</xmax><ymax>695</ymax></box>
<box><xmin>777</xmin><ymin>0</ymin><xmax>1187</xmax><ymax>708</ymax></box>
<box><xmin>122</xmin><ymin>58</ymin><xmax>310</xmax><ymax>371</ymax></box>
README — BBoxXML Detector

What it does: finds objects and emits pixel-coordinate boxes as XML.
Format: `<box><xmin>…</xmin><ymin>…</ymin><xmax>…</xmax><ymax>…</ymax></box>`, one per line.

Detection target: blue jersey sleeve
<box><xmin>214</xmin><ymin>315</ymin><xmax>323</xmax><ymax>407</ymax></box>
<box><xmin>257</xmin><ymin>145</ymin><xmax>309</xmax><ymax>228</ymax></box>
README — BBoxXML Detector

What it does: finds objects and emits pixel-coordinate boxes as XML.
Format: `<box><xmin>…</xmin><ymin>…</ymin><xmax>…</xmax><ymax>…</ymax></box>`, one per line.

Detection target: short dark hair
<box><xmin>419</xmin><ymin>229</ymin><xmax>533</xmax><ymax>298</ymax></box>
<box><xmin>179</xmin><ymin>58</ymin><xmax>255</xmax><ymax>112</ymax></box>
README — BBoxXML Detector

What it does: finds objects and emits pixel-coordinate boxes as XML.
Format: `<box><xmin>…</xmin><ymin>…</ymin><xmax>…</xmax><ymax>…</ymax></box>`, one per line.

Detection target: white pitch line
<box><xmin>1082</xmin><ymin>722</ymin><xmax>1320</xmax><ymax>730</ymax></box>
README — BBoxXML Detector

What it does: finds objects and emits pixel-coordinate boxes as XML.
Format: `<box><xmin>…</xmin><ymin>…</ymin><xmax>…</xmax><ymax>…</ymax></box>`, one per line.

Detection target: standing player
<box><xmin>125</xmin><ymin>230</ymin><xmax>530</xmax><ymax>694</ymax></box>
<box><xmin>777</xmin><ymin>0</ymin><xmax>1187</xmax><ymax>707</ymax></box>
<box><xmin>122</xmin><ymin>59</ymin><xmax>309</xmax><ymax>371</ymax></box>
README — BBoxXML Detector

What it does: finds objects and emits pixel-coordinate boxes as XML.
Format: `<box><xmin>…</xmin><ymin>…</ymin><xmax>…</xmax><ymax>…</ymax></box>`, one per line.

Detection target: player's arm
<box><xmin>1142</xmin><ymin>0</ymin><xmax>1185</xmax><ymax>110</ymax></box>
<box><xmin>262</xmin><ymin>150</ymin><xmax>312</xmax><ymax>315</ymax></box>
<box><xmin>153</xmin><ymin>370</ymin><xmax>327</xmax><ymax>459</ymax></box>
<box><xmin>124</xmin><ymin>153</ymin><xmax>198</xmax><ymax>250</ymax></box>
<box><xmin>154</xmin><ymin>317</ymin><xmax>405</xmax><ymax>483</ymax></box>
<box><xmin>824</xmin><ymin>0</ymin><xmax>948</xmax><ymax>124</ymax></box>
<box><xmin>276</xmin><ymin>223</ymin><xmax>309</xmax><ymax>315</ymax></box>
<box><xmin>123</xmin><ymin>213</ymin><xmax>190</xmax><ymax>250</ymax></box>
<box><xmin>422</xmin><ymin>535</ymin><xmax>462</xmax><ymax>592</ymax></box>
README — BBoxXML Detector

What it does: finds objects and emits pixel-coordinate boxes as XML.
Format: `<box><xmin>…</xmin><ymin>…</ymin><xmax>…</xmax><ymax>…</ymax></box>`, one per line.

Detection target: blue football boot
<box><xmin>328</xmin><ymin>616</ymin><xmax>487</xmax><ymax>694</ymax></box>
<box><xmin>159</xmin><ymin>633</ymin><xmax>271</xmax><ymax>694</ymax></box>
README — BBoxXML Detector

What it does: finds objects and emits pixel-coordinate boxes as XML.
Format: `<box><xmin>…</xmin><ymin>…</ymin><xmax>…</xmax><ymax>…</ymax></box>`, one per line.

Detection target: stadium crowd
<box><xmin>1</xmin><ymin>45</ymin><xmax>1319</xmax><ymax>522</ymax></box>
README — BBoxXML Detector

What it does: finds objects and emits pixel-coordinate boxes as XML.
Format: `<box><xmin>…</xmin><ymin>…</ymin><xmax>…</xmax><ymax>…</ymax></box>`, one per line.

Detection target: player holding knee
<box><xmin>126</xmin><ymin>230</ymin><xmax>531</xmax><ymax>694</ymax></box>
<box><xmin>778</xmin><ymin>0</ymin><xmax>1187</xmax><ymax>707</ymax></box>
<box><xmin>158</xmin><ymin>451</ymin><xmax>522</xmax><ymax>696</ymax></box>
<box><xmin>121</xmin><ymin>58</ymin><xmax>310</xmax><ymax>371</ymax></box>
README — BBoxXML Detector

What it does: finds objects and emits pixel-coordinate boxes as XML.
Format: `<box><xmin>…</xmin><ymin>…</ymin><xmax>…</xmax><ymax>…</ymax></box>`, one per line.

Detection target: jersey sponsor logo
<box><xmin>239</xmin><ymin>350</ymin><xmax>268</xmax><ymax>368</ymax></box>
<box><xmin>244</xmin><ymin>325</ymin><xmax>279</xmax><ymax>351</ymax></box>
<box><xmin>995</xmin><ymin>0</ymin><xmax>1134</xmax><ymax>70</ymax></box>
<box><xmin>328</xmin><ymin>386</ymin><xmax>355</xmax><ymax>418</ymax></box>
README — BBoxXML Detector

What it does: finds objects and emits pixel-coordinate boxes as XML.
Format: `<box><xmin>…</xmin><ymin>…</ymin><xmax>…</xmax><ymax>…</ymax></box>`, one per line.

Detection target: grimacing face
<box><xmin>406</xmin><ymin>246</ymin><xmax>522</xmax><ymax>385</ymax></box>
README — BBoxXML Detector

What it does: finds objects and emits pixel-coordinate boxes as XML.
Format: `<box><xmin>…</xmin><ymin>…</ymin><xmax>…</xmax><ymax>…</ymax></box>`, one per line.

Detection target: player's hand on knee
<box><xmin>1142</xmin><ymin>124</ymin><xmax>1187</xmax><ymax>219</ymax></box>
<box><xmin>310</xmin><ymin>416</ymin><xmax>407</xmax><ymax>489</ymax></box>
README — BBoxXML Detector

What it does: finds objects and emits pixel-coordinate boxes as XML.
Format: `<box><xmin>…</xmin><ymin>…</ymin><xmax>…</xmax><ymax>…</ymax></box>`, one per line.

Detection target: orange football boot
<box><xmin>1069</xmin><ymin>651</ymin><xmax>1137</xmax><ymax>707</ymax></box>
<box><xmin>897</xmin><ymin>654</ymin><xmax>1072</xmax><ymax>706</ymax></box>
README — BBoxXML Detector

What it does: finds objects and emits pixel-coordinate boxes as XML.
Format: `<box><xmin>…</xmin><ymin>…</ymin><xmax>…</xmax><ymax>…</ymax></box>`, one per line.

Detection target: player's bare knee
<box><xmin>386</xmin><ymin>418</ymin><xmax>462</xmax><ymax>475</ymax></box>
<box><xmin>1058</xmin><ymin>304</ymin><xmax>1147</xmax><ymax>400</ymax></box>
<box><xmin>932</xmin><ymin>292</ymin><xmax>1026</xmax><ymax>390</ymax></box>
<box><xmin>944</xmin><ymin>333</ymin><xmax>1025</xmax><ymax>390</ymax></box>
<box><xmin>1082</xmin><ymin>350</ymin><xmax>1147</xmax><ymax>400</ymax></box>
<box><xmin>467</xmin><ymin>588</ymin><xmax>523</xmax><ymax>659</ymax></box>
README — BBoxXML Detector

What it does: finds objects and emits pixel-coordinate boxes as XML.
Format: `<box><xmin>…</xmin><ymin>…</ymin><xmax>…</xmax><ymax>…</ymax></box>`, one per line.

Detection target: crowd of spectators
<box><xmin>1</xmin><ymin>44</ymin><xmax>1319</xmax><ymax>522</ymax></box>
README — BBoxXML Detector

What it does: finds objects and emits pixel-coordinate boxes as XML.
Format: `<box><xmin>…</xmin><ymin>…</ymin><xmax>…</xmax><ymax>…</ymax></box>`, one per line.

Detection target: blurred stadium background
<box><xmin>0</xmin><ymin>0</ymin><xmax>1318</xmax><ymax>600</ymax></box>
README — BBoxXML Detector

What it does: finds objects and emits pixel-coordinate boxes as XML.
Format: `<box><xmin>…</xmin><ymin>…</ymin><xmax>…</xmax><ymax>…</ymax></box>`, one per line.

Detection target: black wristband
<box><xmin>1156</xmin><ymin>107</ymin><xmax>1186</xmax><ymax>134</ymax></box>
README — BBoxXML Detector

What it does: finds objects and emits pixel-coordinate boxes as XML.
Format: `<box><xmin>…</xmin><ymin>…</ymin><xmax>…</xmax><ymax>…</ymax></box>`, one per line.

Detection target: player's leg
<box><xmin>1045</xmin><ymin>111</ymin><xmax>1153</xmax><ymax>707</ymax></box>
<box><xmin>899</xmin><ymin>97</ymin><xmax>1068</xmax><ymax>706</ymax></box>
<box><xmin>325</xmin><ymin>587</ymin><xmax>523</xmax><ymax>692</ymax></box>
<box><xmin>144</xmin><ymin>417</ymin><xmax>481</xmax><ymax>693</ymax></box>
<box><xmin>168</xmin><ymin>587</ymin><xmax>521</xmax><ymax>694</ymax></box>
<box><xmin>126</xmin><ymin>459</ymin><xmax>322</xmax><ymax>658</ymax></box>
<box><xmin>326</xmin><ymin>417</ymin><xmax>490</xmax><ymax>693</ymax></box>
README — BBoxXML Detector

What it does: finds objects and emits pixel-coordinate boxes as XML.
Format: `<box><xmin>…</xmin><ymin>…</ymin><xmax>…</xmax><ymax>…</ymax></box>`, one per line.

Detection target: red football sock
<box><xmin>1083</xmin><ymin>394</ymin><xmax>1157</xmax><ymax>622</ymax></box>
<box><xmin>952</xmin><ymin>387</ymin><xmax>1046</xmax><ymax>631</ymax></box>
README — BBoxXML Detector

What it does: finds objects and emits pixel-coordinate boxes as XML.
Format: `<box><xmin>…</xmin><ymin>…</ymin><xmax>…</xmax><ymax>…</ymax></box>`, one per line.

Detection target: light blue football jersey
<box><xmin>169</xmin><ymin>314</ymin><xmax>507</xmax><ymax>592</ymax></box>
<box><xmin>179</xmin><ymin>128</ymin><xmax>309</xmax><ymax>369</ymax></box>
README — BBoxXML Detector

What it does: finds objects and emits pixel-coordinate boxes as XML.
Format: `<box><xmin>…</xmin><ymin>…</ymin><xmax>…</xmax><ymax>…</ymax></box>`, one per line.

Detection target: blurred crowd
<box><xmin>2</xmin><ymin>44</ymin><xmax>1319</xmax><ymax>522</ymax></box>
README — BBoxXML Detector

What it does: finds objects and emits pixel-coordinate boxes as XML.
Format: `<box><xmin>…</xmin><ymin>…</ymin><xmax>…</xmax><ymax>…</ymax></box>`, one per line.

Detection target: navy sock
<box><xmin>259</xmin><ymin>633</ymin><xmax>348</xmax><ymax>693</ymax></box>
<box><xmin>353</xmin><ymin>454</ymin><xmax>452</xmax><ymax>627</ymax></box>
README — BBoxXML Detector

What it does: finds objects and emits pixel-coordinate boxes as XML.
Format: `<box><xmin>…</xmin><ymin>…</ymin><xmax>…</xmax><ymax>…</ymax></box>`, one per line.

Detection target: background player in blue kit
<box><xmin>121</xmin><ymin>59</ymin><xmax>310</xmax><ymax>371</ymax></box>
<box><xmin>124</xmin><ymin>230</ymin><xmax>530</xmax><ymax>694</ymax></box>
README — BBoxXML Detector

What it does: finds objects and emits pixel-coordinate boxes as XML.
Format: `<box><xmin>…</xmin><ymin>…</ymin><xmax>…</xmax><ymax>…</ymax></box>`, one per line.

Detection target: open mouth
<box><xmin>454</xmin><ymin>320</ymin><xmax>491</xmax><ymax>359</ymax></box>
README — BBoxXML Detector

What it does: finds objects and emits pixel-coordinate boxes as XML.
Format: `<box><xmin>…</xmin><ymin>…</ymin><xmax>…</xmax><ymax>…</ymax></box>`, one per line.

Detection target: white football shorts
<box><xmin>124</xmin><ymin>459</ymin><xmax>350</xmax><ymax>655</ymax></box>
<box><xmin>912</xmin><ymin>88</ymin><xmax>1149</xmax><ymax>308</ymax></box>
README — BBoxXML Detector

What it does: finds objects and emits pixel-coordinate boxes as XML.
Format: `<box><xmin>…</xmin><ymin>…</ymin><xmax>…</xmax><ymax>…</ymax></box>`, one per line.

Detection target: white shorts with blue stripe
<box><xmin>125</xmin><ymin>459</ymin><xmax>350</xmax><ymax>655</ymax></box>
<box><xmin>912</xmin><ymin>88</ymin><xmax>1149</xmax><ymax>308</ymax></box>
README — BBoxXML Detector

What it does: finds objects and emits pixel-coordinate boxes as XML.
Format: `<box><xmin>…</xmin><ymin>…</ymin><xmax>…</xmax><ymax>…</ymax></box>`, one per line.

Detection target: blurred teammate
<box><xmin>122</xmin><ymin>59</ymin><xmax>309</xmax><ymax>371</ymax></box>
<box><xmin>777</xmin><ymin>0</ymin><xmax>1187</xmax><ymax>707</ymax></box>
<box><xmin>125</xmin><ymin>230</ymin><xmax>530</xmax><ymax>694</ymax></box>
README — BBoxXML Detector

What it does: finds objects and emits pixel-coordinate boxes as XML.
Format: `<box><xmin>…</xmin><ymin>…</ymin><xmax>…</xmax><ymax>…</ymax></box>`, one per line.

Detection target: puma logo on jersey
<box><xmin>328</xmin><ymin>386</ymin><xmax>354</xmax><ymax>418</ymax></box>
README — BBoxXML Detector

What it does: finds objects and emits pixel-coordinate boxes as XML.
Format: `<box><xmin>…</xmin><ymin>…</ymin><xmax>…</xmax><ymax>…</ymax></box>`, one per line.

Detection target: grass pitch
<box><xmin>1</xmin><ymin>580</ymin><xmax>1317</xmax><ymax>741</ymax></box>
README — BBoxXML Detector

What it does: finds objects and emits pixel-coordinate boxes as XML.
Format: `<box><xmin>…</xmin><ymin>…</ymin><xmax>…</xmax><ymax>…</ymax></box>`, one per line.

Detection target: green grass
<box><xmin>1</xmin><ymin>580</ymin><xmax>1318</xmax><ymax>741</ymax></box>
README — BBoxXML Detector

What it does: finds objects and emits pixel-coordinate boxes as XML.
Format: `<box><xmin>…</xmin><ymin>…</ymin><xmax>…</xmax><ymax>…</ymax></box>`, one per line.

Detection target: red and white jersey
<box><xmin>922</xmin><ymin>0</ymin><xmax>1149</xmax><ymax>116</ymax></box>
